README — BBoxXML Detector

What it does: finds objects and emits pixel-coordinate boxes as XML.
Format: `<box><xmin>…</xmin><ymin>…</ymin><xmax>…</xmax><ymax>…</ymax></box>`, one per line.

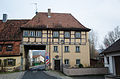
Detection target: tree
<box><xmin>89</xmin><ymin>29</ymin><xmax>98</xmax><ymax>59</ymax></box>
<box><xmin>103</xmin><ymin>26</ymin><xmax>120</xmax><ymax>48</ymax></box>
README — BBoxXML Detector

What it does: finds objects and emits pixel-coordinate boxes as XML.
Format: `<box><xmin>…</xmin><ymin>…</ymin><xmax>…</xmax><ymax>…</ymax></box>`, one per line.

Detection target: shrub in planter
<box><xmin>79</xmin><ymin>64</ymin><xmax>83</xmax><ymax>68</ymax></box>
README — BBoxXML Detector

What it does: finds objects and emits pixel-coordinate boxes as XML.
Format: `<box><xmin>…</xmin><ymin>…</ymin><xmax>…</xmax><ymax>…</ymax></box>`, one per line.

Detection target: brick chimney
<box><xmin>48</xmin><ymin>9</ymin><xmax>51</xmax><ymax>18</ymax></box>
<box><xmin>3</xmin><ymin>14</ymin><xmax>7</xmax><ymax>22</ymax></box>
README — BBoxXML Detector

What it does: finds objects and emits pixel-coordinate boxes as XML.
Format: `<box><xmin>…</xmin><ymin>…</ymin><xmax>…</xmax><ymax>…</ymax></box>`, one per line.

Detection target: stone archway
<box><xmin>24</xmin><ymin>45</ymin><xmax>46</xmax><ymax>70</ymax></box>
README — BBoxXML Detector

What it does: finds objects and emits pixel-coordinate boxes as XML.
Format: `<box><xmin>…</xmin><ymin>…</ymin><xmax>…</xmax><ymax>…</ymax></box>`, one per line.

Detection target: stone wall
<box><xmin>63</xmin><ymin>67</ymin><xmax>108</xmax><ymax>76</ymax></box>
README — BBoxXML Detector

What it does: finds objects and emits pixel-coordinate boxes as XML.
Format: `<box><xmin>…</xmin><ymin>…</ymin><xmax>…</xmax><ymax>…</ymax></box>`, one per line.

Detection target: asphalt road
<box><xmin>22</xmin><ymin>71</ymin><xmax>57</xmax><ymax>79</ymax></box>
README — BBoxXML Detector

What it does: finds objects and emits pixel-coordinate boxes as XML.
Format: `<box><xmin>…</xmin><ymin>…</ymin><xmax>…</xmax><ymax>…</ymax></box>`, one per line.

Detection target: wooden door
<box><xmin>114</xmin><ymin>56</ymin><xmax>120</xmax><ymax>75</ymax></box>
<box><xmin>54</xmin><ymin>60</ymin><xmax>60</xmax><ymax>70</ymax></box>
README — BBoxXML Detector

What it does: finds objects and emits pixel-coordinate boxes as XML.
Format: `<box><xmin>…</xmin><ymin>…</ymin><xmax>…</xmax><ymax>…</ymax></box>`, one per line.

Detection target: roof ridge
<box><xmin>0</xmin><ymin>19</ymin><xmax>31</xmax><ymax>21</ymax></box>
<box><xmin>38</xmin><ymin>12</ymin><xmax>71</xmax><ymax>14</ymax></box>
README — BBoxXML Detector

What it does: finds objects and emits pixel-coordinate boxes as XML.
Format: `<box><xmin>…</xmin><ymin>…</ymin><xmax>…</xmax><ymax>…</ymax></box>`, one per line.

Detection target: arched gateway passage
<box><xmin>24</xmin><ymin>45</ymin><xmax>46</xmax><ymax>70</ymax></box>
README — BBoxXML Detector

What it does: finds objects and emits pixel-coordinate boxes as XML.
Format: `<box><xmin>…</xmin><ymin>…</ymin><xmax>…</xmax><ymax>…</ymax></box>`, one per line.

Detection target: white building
<box><xmin>101</xmin><ymin>39</ymin><xmax>120</xmax><ymax>76</ymax></box>
<box><xmin>33</xmin><ymin>55</ymin><xmax>44</xmax><ymax>63</ymax></box>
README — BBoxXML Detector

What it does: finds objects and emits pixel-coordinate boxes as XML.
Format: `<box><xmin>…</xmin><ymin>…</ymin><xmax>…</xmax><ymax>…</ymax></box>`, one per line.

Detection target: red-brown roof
<box><xmin>0</xmin><ymin>20</ymin><xmax>30</xmax><ymax>41</ymax></box>
<box><xmin>21</xmin><ymin>12</ymin><xmax>90</xmax><ymax>31</ymax></box>
<box><xmin>33</xmin><ymin>55</ymin><xmax>44</xmax><ymax>58</ymax></box>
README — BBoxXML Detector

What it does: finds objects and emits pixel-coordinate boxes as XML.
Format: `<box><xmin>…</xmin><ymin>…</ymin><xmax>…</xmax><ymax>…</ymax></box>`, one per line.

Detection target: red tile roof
<box><xmin>0</xmin><ymin>20</ymin><xmax>30</xmax><ymax>41</ymax></box>
<box><xmin>21</xmin><ymin>12</ymin><xmax>90</xmax><ymax>31</ymax></box>
<box><xmin>33</xmin><ymin>55</ymin><xmax>44</xmax><ymax>58</ymax></box>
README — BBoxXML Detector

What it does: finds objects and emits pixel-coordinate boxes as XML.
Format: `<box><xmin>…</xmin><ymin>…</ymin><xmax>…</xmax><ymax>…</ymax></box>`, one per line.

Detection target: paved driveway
<box><xmin>22</xmin><ymin>71</ymin><xmax>57</xmax><ymax>79</ymax></box>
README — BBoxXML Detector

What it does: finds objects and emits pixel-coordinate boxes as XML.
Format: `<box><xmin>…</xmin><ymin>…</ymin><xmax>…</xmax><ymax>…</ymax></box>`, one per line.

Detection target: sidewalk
<box><xmin>44</xmin><ymin>70</ymin><xmax>72</xmax><ymax>79</ymax></box>
<box><xmin>0</xmin><ymin>71</ymin><xmax>25</xmax><ymax>79</ymax></box>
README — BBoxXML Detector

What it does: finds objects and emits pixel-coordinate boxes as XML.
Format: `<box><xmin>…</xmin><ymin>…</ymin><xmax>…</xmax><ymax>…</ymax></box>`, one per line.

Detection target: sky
<box><xmin>0</xmin><ymin>0</ymin><xmax>120</xmax><ymax>48</ymax></box>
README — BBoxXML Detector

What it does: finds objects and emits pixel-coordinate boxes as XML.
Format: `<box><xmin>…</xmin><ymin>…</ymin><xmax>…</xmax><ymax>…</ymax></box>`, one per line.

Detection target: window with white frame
<box><xmin>54</xmin><ymin>46</ymin><xmax>58</xmax><ymax>52</ymax></box>
<box><xmin>65</xmin><ymin>32</ymin><xmax>70</xmax><ymax>38</ymax></box>
<box><xmin>30</xmin><ymin>31</ymin><xmax>35</xmax><ymax>37</ymax></box>
<box><xmin>76</xmin><ymin>59</ymin><xmax>80</xmax><ymax>64</ymax></box>
<box><xmin>53</xmin><ymin>31</ymin><xmax>59</xmax><ymax>38</ymax></box>
<box><xmin>36</xmin><ymin>31</ymin><xmax>42</xmax><ymax>37</ymax></box>
<box><xmin>64</xmin><ymin>59</ymin><xmax>69</xmax><ymax>65</ymax></box>
<box><xmin>75</xmin><ymin>32</ymin><xmax>81</xmax><ymax>38</ymax></box>
<box><xmin>23</xmin><ymin>30</ymin><xmax>29</xmax><ymax>37</ymax></box>
<box><xmin>65</xmin><ymin>46</ymin><xmax>69</xmax><ymax>52</ymax></box>
<box><xmin>76</xmin><ymin>46</ymin><xmax>80</xmax><ymax>52</ymax></box>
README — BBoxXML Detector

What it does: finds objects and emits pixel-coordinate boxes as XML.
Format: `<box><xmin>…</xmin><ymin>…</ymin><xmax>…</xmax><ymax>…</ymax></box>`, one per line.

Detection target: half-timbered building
<box><xmin>0</xmin><ymin>9</ymin><xmax>90</xmax><ymax>71</ymax></box>
<box><xmin>20</xmin><ymin>9</ymin><xmax>90</xmax><ymax>70</ymax></box>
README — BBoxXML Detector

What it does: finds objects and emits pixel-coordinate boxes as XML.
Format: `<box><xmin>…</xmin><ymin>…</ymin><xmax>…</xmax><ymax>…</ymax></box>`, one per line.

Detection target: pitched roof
<box><xmin>33</xmin><ymin>55</ymin><xmax>44</xmax><ymax>58</ymax></box>
<box><xmin>102</xmin><ymin>39</ymin><xmax>120</xmax><ymax>54</ymax></box>
<box><xmin>21</xmin><ymin>12</ymin><xmax>90</xmax><ymax>31</ymax></box>
<box><xmin>0</xmin><ymin>20</ymin><xmax>30</xmax><ymax>41</ymax></box>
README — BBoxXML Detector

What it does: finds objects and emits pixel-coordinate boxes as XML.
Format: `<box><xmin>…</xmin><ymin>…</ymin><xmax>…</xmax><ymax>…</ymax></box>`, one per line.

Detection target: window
<box><xmin>53</xmin><ymin>31</ymin><xmax>59</xmax><ymax>38</ymax></box>
<box><xmin>76</xmin><ymin>59</ymin><xmax>80</xmax><ymax>64</ymax></box>
<box><xmin>0</xmin><ymin>59</ymin><xmax>1</xmax><ymax>66</ymax></box>
<box><xmin>107</xmin><ymin>57</ymin><xmax>109</xmax><ymax>64</ymax></box>
<box><xmin>36</xmin><ymin>31</ymin><xmax>42</xmax><ymax>37</ymax></box>
<box><xmin>65</xmin><ymin>46</ymin><xmax>69</xmax><ymax>52</ymax></box>
<box><xmin>54</xmin><ymin>46</ymin><xmax>58</xmax><ymax>52</ymax></box>
<box><xmin>4</xmin><ymin>59</ymin><xmax>16</xmax><ymax>67</ymax></box>
<box><xmin>6</xmin><ymin>45</ymin><xmax>13</xmax><ymax>51</ymax></box>
<box><xmin>23</xmin><ymin>30</ymin><xmax>29</xmax><ymax>37</ymax></box>
<box><xmin>65</xmin><ymin>32</ymin><xmax>70</xmax><ymax>38</ymax></box>
<box><xmin>64</xmin><ymin>59</ymin><xmax>69</xmax><ymax>65</ymax></box>
<box><xmin>8</xmin><ymin>59</ymin><xmax>16</xmax><ymax>66</ymax></box>
<box><xmin>0</xmin><ymin>45</ymin><xmax>2</xmax><ymax>51</ymax></box>
<box><xmin>30</xmin><ymin>31</ymin><xmax>35</xmax><ymax>37</ymax></box>
<box><xmin>75</xmin><ymin>32</ymin><xmax>81</xmax><ymax>38</ymax></box>
<box><xmin>76</xmin><ymin>46</ymin><xmax>80</xmax><ymax>52</ymax></box>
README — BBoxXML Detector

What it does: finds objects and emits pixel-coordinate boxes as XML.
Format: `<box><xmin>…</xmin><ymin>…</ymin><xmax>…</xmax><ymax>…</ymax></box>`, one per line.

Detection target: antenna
<box><xmin>34</xmin><ymin>3</ymin><xmax>38</xmax><ymax>14</ymax></box>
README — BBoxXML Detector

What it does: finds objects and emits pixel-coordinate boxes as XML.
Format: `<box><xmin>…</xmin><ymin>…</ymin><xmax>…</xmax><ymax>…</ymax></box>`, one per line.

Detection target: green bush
<box><xmin>79</xmin><ymin>64</ymin><xmax>83</xmax><ymax>68</ymax></box>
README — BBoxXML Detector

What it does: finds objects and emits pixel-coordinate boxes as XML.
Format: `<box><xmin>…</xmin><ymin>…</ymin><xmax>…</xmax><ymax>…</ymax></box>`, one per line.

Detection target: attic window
<box><xmin>75</xmin><ymin>32</ymin><xmax>81</xmax><ymax>38</ymax></box>
<box><xmin>23</xmin><ymin>30</ymin><xmax>29</xmax><ymax>37</ymax></box>
<box><xmin>6</xmin><ymin>45</ymin><xmax>13</xmax><ymax>51</ymax></box>
<box><xmin>65</xmin><ymin>32</ymin><xmax>70</xmax><ymax>38</ymax></box>
<box><xmin>0</xmin><ymin>45</ymin><xmax>2</xmax><ymax>51</ymax></box>
<box><xmin>53</xmin><ymin>31</ymin><xmax>59</xmax><ymax>38</ymax></box>
<box><xmin>36</xmin><ymin>31</ymin><xmax>42</xmax><ymax>37</ymax></box>
<box><xmin>30</xmin><ymin>31</ymin><xmax>35</xmax><ymax>37</ymax></box>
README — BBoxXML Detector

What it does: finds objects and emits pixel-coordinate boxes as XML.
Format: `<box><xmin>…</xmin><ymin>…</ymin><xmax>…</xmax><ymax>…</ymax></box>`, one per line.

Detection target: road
<box><xmin>21</xmin><ymin>71</ymin><xmax>57</xmax><ymax>79</ymax></box>
<box><xmin>22</xmin><ymin>64</ymin><xmax>57</xmax><ymax>79</ymax></box>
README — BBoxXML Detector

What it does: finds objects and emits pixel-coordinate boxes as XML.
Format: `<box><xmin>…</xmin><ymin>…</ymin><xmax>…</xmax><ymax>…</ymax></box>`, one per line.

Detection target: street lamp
<box><xmin>61</xmin><ymin>40</ymin><xmax>64</xmax><ymax>72</ymax></box>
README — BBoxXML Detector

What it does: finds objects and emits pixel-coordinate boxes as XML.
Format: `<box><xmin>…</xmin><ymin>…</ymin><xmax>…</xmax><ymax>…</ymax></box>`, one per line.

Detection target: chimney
<box><xmin>3</xmin><ymin>14</ymin><xmax>7</xmax><ymax>22</ymax></box>
<box><xmin>48</xmin><ymin>9</ymin><xmax>51</xmax><ymax>18</ymax></box>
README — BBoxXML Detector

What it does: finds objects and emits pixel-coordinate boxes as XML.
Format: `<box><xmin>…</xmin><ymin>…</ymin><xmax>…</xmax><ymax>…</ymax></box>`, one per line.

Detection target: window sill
<box><xmin>64</xmin><ymin>51</ymin><xmax>70</xmax><ymax>53</ymax></box>
<box><xmin>76</xmin><ymin>51</ymin><xmax>80</xmax><ymax>53</ymax></box>
<box><xmin>53</xmin><ymin>51</ymin><xmax>58</xmax><ymax>53</ymax></box>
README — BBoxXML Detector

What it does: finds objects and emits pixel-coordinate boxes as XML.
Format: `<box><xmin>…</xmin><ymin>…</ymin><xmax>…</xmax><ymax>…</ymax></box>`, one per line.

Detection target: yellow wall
<box><xmin>0</xmin><ymin>56</ymin><xmax>21</xmax><ymax>71</ymax></box>
<box><xmin>22</xmin><ymin>30</ymin><xmax>90</xmax><ymax>70</ymax></box>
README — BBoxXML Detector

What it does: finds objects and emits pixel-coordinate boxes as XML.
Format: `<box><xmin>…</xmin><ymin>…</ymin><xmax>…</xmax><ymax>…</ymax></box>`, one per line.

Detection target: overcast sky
<box><xmin>0</xmin><ymin>0</ymin><xmax>120</xmax><ymax>48</ymax></box>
